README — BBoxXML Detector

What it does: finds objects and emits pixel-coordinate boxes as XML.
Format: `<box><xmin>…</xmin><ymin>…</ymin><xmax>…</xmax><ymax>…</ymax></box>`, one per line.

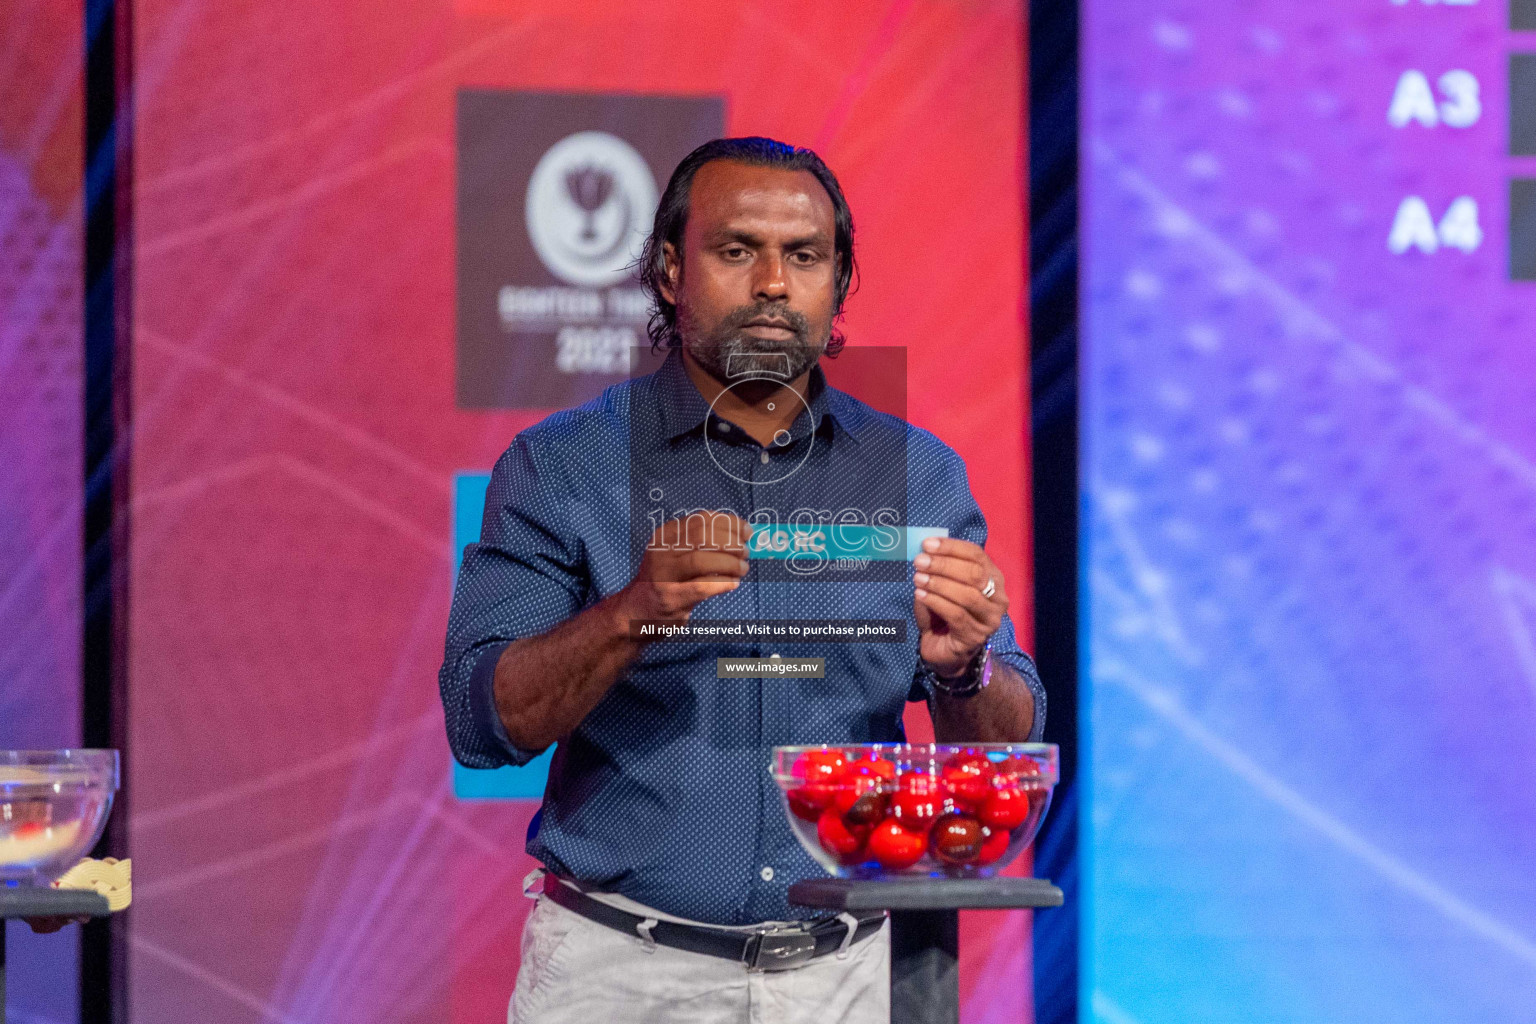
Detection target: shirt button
<box><xmin>760</xmin><ymin>866</ymin><xmax>775</xmax><ymax>882</ymax></box>
<box><xmin>760</xmin><ymin>451</ymin><xmax>770</xmax><ymax>464</ymax></box>
<box><xmin>718</xmin><ymin>421</ymin><xmax>730</xmax><ymax>432</ymax></box>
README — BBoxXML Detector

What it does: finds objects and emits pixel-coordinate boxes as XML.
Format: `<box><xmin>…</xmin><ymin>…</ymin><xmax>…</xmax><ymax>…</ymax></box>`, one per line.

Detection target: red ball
<box><xmin>789</xmin><ymin>750</ymin><xmax>849</xmax><ymax>820</ymax></box>
<box><xmin>994</xmin><ymin>755</ymin><xmax>1042</xmax><ymax>784</ymax></box>
<box><xmin>831</xmin><ymin>768</ymin><xmax>885</xmax><ymax>810</ymax></box>
<box><xmin>941</xmin><ymin>753</ymin><xmax>996</xmax><ymax>810</ymax></box>
<box><xmin>867</xmin><ymin>819</ymin><xmax>928</xmax><ymax>870</ymax></box>
<box><xmin>929</xmin><ymin>813</ymin><xmax>985</xmax><ymax>865</ymax></box>
<box><xmin>975</xmin><ymin>825</ymin><xmax>1011</xmax><ymax>866</ymax></box>
<box><xmin>817</xmin><ymin>808</ymin><xmax>870</xmax><ymax>863</ymax></box>
<box><xmin>794</xmin><ymin>749</ymin><xmax>848</xmax><ymax>785</ymax></box>
<box><xmin>979</xmin><ymin>785</ymin><xmax>1030</xmax><ymax>831</ymax></box>
<box><xmin>846</xmin><ymin>754</ymin><xmax>898</xmax><ymax>783</ymax></box>
<box><xmin>786</xmin><ymin>787</ymin><xmax>825</xmax><ymax>822</ymax></box>
<box><xmin>889</xmin><ymin>773</ymin><xmax>951</xmax><ymax>832</ymax></box>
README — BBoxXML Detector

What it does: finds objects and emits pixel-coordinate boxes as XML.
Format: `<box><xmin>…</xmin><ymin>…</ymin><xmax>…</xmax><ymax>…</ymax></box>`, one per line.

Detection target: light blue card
<box><xmin>745</xmin><ymin>524</ymin><xmax>948</xmax><ymax>561</ymax></box>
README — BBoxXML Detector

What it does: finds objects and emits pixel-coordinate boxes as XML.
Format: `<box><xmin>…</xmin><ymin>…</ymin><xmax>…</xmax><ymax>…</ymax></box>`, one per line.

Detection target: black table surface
<box><xmin>789</xmin><ymin>875</ymin><xmax>1064</xmax><ymax>912</ymax></box>
<box><xmin>0</xmin><ymin>887</ymin><xmax>111</xmax><ymax>920</ymax></box>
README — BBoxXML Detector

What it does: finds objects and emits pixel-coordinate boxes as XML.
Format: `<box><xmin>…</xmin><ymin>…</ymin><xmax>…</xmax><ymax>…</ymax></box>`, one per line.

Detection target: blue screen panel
<box><xmin>1084</xmin><ymin>2</ymin><xmax>1536</xmax><ymax>1021</ymax></box>
<box><xmin>451</xmin><ymin>472</ymin><xmax>553</xmax><ymax>801</ymax></box>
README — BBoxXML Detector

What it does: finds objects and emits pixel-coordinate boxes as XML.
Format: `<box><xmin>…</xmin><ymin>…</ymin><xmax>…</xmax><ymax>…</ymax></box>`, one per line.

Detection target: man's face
<box><xmin>662</xmin><ymin>160</ymin><xmax>839</xmax><ymax>384</ymax></box>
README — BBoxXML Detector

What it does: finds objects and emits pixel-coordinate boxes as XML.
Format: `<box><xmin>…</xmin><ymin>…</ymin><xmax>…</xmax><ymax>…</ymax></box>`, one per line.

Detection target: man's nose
<box><xmin>753</xmin><ymin>253</ymin><xmax>789</xmax><ymax>301</ymax></box>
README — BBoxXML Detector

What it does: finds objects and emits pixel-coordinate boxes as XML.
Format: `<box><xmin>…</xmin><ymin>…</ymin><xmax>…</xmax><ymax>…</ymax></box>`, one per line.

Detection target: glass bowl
<box><xmin>772</xmin><ymin>743</ymin><xmax>1057</xmax><ymax>879</ymax></box>
<box><xmin>0</xmin><ymin>750</ymin><xmax>120</xmax><ymax>885</ymax></box>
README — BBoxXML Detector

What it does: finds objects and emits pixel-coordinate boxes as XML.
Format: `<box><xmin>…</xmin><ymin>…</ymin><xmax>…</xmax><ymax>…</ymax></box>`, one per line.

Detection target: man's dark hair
<box><xmin>637</xmin><ymin>137</ymin><xmax>857</xmax><ymax>355</ymax></box>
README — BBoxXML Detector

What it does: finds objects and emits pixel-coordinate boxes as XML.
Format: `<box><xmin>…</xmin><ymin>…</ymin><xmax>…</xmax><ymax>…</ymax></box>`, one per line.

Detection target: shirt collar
<box><xmin>653</xmin><ymin>348</ymin><xmax>869</xmax><ymax>444</ymax></box>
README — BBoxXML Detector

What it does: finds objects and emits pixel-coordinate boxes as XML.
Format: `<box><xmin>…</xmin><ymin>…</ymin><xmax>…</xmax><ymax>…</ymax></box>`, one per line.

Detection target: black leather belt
<box><xmin>542</xmin><ymin>877</ymin><xmax>885</xmax><ymax>971</ymax></box>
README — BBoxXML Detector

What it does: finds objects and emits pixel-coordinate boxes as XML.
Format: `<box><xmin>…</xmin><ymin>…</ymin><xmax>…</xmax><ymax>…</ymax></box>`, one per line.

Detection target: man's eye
<box><xmin>792</xmin><ymin>251</ymin><xmax>820</xmax><ymax>265</ymax></box>
<box><xmin>723</xmin><ymin>247</ymin><xmax>750</xmax><ymax>260</ymax></box>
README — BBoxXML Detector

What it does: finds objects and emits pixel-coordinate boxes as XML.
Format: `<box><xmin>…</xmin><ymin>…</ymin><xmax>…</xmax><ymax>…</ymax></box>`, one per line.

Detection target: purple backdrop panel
<box><xmin>1086</xmin><ymin>2</ymin><xmax>1536</xmax><ymax>1022</ymax></box>
<box><xmin>1</xmin><ymin>2</ymin><xmax>85</xmax><ymax>1022</ymax></box>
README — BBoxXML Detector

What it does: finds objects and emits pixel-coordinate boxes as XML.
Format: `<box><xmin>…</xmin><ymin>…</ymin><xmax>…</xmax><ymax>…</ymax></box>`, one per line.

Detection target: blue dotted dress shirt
<box><xmin>439</xmin><ymin>350</ymin><xmax>1045</xmax><ymax>925</ymax></box>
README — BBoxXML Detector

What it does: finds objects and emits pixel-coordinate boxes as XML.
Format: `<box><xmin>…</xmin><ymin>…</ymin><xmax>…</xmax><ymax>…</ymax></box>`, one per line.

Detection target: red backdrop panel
<box><xmin>129</xmin><ymin>2</ymin><xmax>1029</xmax><ymax>1020</ymax></box>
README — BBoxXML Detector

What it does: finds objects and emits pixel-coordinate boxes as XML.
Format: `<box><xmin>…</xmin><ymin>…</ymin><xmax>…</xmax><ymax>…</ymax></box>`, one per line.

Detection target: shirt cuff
<box><xmin>470</xmin><ymin>640</ymin><xmax>548</xmax><ymax>766</ymax></box>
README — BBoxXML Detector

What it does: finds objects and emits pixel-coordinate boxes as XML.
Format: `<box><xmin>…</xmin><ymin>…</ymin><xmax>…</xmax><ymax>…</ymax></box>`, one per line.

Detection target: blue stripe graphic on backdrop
<box><xmin>451</xmin><ymin>471</ymin><xmax>553</xmax><ymax>800</ymax></box>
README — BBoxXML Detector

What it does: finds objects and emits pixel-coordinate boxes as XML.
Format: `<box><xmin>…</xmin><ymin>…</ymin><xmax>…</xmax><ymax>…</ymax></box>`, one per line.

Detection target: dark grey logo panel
<box><xmin>1512</xmin><ymin>54</ymin><xmax>1536</xmax><ymax>157</ymax></box>
<box><xmin>1516</xmin><ymin>0</ymin><xmax>1536</xmax><ymax>32</ymax></box>
<box><xmin>1513</xmin><ymin>179</ymin><xmax>1536</xmax><ymax>280</ymax></box>
<box><xmin>457</xmin><ymin>91</ymin><xmax>725</xmax><ymax>410</ymax></box>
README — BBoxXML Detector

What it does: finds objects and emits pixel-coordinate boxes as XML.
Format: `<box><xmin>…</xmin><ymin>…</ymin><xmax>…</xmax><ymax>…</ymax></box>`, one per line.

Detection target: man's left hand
<box><xmin>913</xmin><ymin>536</ymin><xmax>1008</xmax><ymax>677</ymax></box>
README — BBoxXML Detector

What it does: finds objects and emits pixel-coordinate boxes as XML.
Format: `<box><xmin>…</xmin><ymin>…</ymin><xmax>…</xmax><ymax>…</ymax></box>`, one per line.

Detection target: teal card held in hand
<box><xmin>745</xmin><ymin>524</ymin><xmax>948</xmax><ymax>561</ymax></box>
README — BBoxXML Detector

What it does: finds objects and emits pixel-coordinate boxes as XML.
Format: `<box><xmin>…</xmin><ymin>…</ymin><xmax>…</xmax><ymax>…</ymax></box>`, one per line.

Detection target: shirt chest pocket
<box><xmin>774</xmin><ymin>579</ymin><xmax>914</xmax><ymax>638</ymax></box>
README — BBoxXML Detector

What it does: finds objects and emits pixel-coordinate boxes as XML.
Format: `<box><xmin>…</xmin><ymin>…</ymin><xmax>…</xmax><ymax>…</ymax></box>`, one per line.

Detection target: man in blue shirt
<box><xmin>440</xmin><ymin>137</ymin><xmax>1044</xmax><ymax>1023</ymax></box>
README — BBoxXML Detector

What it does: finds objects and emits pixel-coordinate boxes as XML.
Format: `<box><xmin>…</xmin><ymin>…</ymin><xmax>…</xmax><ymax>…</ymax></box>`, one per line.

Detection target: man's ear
<box><xmin>659</xmin><ymin>241</ymin><xmax>681</xmax><ymax>306</ymax></box>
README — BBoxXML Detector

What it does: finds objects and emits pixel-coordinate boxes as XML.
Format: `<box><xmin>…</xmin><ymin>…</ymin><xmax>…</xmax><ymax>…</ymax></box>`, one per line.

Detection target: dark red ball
<box><xmin>840</xmin><ymin>787</ymin><xmax>890</xmax><ymax>827</ymax></box>
<box><xmin>929</xmin><ymin>813</ymin><xmax>985</xmax><ymax>865</ymax></box>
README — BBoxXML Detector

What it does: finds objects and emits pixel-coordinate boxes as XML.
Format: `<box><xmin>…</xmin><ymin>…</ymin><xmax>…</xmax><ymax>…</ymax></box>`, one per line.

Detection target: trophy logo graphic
<box><xmin>565</xmin><ymin>165</ymin><xmax>615</xmax><ymax>241</ymax></box>
<box><xmin>457</xmin><ymin>89</ymin><xmax>724</xmax><ymax>408</ymax></box>
<box><xmin>525</xmin><ymin>131</ymin><xmax>659</xmax><ymax>287</ymax></box>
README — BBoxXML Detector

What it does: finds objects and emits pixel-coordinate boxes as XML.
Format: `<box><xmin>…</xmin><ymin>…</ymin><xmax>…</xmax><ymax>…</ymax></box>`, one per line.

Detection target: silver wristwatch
<box><xmin>917</xmin><ymin>642</ymin><xmax>994</xmax><ymax>699</ymax></box>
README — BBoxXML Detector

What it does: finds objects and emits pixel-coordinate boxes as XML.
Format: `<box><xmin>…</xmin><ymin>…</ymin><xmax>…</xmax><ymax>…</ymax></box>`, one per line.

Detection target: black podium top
<box><xmin>0</xmin><ymin>887</ymin><xmax>111</xmax><ymax>920</ymax></box>
<box><xmin>789</xmin><ymin>876</ymin><xmax>1064</xmax><ymax>912</ymax></box>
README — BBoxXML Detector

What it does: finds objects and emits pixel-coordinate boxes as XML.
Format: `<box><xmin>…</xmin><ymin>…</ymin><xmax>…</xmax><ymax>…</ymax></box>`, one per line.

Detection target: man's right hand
<box><xmin>490</xmin><ymin>512</ymin><xmax>753</xmax><ymax>752</ymax></box>
<box><xmin>617</xmin><ymin>512</ymin><xmax>753</xmax><ymax>626</ymax></box>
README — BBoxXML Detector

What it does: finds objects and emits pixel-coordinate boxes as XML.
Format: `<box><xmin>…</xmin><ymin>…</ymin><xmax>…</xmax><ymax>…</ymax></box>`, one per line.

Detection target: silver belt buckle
<box><xmin>743</xmin><ymin>927</ymin><xmax>817</xmax><ymax>971</ymax></box>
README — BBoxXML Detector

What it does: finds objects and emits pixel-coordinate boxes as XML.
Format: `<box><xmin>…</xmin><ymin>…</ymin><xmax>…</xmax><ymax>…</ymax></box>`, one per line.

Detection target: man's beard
<box><xmin>679</xmin><ymin>302</ymin><xmax>828</xmax><ymax>384</ymax></box>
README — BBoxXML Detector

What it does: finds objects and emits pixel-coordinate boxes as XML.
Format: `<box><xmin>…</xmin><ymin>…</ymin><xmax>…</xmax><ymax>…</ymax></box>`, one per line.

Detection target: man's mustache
<box><xmin>717</xmin><ymin>304</ymin><xmax>810</xmax><ymax>344</ymax></box>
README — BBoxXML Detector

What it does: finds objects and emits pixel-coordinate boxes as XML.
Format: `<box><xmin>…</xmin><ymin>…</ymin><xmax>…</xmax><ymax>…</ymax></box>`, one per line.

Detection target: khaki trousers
<box><xmin>509</xmin><ymin>894</ymin><xmax>891</xmax><ymax>1024</ymax></box>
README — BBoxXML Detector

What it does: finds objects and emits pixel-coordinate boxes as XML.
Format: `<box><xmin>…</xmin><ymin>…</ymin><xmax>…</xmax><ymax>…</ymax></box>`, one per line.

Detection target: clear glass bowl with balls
<box><xmin>0</xmin><ymin>749</ymin><xmax>120</xmax><ymax>885</ymax></box>
<box><xmin>772</xmin><ymin>743</ymin><xmax>1057</xmax><ymax>878</ymax></box>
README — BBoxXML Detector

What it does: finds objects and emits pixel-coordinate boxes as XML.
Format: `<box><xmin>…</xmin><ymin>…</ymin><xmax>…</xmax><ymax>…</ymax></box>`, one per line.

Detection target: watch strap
<box><xmin>919</xmin><ymin>642</ymin><xmax>993</xmax><ymax>699</ymax></box>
